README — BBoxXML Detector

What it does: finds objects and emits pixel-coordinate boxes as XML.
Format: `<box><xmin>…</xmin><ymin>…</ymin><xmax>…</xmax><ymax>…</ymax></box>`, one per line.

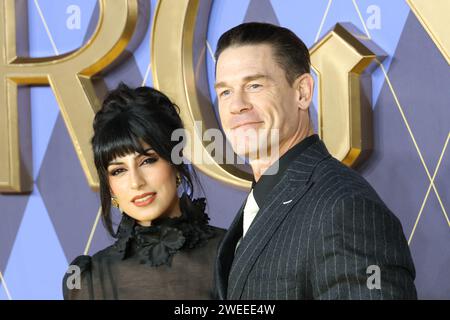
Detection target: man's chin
<box><xmin>227</xmin><ymin>131</ymin><xmax>277</xmax><ymax>160</ymax></box>
<box><xmin>232</xmin><ymin>144</ymin><xmax>267</xmax><ymax>161</ymax></box>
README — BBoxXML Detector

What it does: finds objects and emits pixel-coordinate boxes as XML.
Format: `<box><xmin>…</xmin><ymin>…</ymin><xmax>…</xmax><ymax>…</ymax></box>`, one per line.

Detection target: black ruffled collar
<box><xmin>112</xmin><ymin>193</ymin><xmax>216</xmax><ymax>267</ymax></box>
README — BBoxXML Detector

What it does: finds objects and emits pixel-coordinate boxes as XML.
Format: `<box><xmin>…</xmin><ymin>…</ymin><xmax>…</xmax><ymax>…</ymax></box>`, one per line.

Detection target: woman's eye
<box><xmin>110</xmin><ymin>168</ymin><xmax>125</xmax><ymax>176</ymax></box>
<box><xmin>141</xmin><ymin>157</ymin><xmax>157</xmax><ymax>166</ymax></box>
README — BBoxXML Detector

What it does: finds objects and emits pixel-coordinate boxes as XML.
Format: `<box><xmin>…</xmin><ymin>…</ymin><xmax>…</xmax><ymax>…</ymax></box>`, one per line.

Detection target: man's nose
<box><xmin>229</xmin><ymin>91</ymin><xmax>252</xmax><ymax>114</ymax></box>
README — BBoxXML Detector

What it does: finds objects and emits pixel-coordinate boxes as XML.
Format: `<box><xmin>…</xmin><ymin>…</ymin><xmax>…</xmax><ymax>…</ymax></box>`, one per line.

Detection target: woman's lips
<box><xmin>132</xmin><ymin>192</ymin><xmax>157</xmax><ymax>207</ymax></box>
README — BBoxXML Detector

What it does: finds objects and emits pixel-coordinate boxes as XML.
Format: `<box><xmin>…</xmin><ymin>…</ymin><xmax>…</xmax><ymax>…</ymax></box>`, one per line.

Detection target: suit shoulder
<box><xmin>313</xmin><ymin>156</ymin><xmax>368</xmax><ymax>184</ymax></box>
<box><xmin>311</xmin><ymin>157</ymin><xmax>385</xmax><ymax>205</ymax></box>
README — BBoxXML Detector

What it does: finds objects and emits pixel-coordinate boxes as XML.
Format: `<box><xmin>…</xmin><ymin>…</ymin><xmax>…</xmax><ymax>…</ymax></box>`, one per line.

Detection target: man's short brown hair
<box><xmin>215</xmin><ymin>22</ymin><xmax>311</xmax><ymax>85</ymax></box>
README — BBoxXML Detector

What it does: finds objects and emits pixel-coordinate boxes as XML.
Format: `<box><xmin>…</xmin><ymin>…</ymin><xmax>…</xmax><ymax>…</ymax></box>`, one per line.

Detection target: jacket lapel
<box><xmin>215</xmin><ymin>200</ymin><xmax>246</xmax><ymax>299</ymax></box>
<box><xmin>227</xmin><ymin>140</ymin><xmax>331</xmax><ymax>299</ymax></box>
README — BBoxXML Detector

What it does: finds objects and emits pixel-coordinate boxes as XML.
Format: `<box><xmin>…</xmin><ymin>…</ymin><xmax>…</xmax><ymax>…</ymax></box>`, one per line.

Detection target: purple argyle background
<box><xmin>0</xmin><ymin>0</ymin><xmax>448</xmax><ymax>299</ymax></box>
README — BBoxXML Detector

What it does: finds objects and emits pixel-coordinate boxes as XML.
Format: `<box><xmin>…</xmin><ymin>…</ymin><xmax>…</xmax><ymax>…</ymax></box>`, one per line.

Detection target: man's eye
<box><xmin>219</xmin><ymin>90</ymin><xmax>230</xmax><ymax>97</ymax></box>
<box><xmin>248</xmin><ymin>83</ymin><xmax>262</xmax><ymax>90</ymax></box>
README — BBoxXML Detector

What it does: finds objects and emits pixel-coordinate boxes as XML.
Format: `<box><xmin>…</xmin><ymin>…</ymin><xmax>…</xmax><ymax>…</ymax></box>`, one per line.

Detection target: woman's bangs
<box><xmin>97</xmin><ymin>120</ymin><xmax>148</xmax><ymax>169</ymax></box>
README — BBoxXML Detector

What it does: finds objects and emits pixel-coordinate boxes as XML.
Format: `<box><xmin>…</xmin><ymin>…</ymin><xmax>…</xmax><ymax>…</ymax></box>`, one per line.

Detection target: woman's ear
<box><xmin>294</xmin><ymin>73</ymin><xmax>314</xmax><ymax>111</ymax></box>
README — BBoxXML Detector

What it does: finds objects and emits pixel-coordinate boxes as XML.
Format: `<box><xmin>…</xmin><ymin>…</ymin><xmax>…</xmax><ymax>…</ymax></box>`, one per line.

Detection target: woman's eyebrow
<box><xmin>108</xmin><ymin>148</ymin><xmax>155</xmax><ymax>166</ymax></box>
<box><xmin>108</xmin><ymin>161</ymin><xmax>123</xmax><ymax>166</ymax></box>
<box><xmin>139</xmin><ymin>148</ymin><xmax>155</xmax><ymax>156</ymax></box>
<box><xmin>136</xmin><ymin>148</ymin><xmax>156</xmax><ymax>160</ymax></box>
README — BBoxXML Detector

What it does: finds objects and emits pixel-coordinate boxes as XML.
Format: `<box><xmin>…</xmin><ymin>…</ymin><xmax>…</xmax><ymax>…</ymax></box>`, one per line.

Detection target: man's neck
<box><xmin>250</xmin><ymin>126</ymin><xmax>314</xmax><ymax>182</ymax></box>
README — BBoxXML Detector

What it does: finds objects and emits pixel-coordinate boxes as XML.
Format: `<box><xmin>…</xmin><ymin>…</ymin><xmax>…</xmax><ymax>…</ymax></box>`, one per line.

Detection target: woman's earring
<box><xmin>176</xmin><ymin>173</ymin><xmax>182</xmax><ymax>187</ymax></box>
<box><xmin>111</xmin><ymin>196</ymin><xmax>119</xmax><ymax>208</ymax></box>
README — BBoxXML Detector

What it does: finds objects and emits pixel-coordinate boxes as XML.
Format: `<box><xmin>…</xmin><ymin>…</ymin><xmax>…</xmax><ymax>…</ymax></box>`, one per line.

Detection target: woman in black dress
<box><xmin>62</xmin><ymin>84</ymin><xmax>225</xmax><ymax>299</ymax></box>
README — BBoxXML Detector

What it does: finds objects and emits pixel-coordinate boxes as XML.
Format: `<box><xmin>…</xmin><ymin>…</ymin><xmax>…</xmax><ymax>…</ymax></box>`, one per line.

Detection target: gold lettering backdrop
<box><xmin>310</xmin><ymin>23</ymin><xmax>385</xmax><ymax>167</ymax></box>
<box><xmin>152</xmin><ymin>0</ymin><xmax>384</xmax><ymax>188</ymax></box>
<box><xmin>0</xmin><ymin>0</ymin><xmax>138</xmax><ymax>192</ymax></box>
<box><xmin>1</xmin><ymin>0</ymin><xmax>447</xmax><ymax>193</ymax></box>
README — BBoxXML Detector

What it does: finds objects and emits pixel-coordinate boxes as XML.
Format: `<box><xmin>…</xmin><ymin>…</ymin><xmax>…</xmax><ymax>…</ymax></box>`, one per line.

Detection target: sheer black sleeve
<box><xmin>62</xmin><ymin>255</ymin><xmax>93</xmax><ymax>300</ymax></box>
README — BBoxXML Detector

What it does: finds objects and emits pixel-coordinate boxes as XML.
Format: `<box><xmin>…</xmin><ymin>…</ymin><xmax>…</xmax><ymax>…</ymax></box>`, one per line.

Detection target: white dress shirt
<box><xmin>243</xmin><ymin>189</ymin><xmax>260</xmax><ymax>237</ymax></box>
<box><xmin>235</xmin><ymin>189</ymin><xmax>260</xmax><ymax>252</ymax></box>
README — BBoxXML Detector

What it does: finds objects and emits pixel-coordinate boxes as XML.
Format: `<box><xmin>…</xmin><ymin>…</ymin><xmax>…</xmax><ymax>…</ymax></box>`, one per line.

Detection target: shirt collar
<box><xmin>252</xmin><ymin>134</ymin><xmax>319</xmax><ymax>208</ymax></box>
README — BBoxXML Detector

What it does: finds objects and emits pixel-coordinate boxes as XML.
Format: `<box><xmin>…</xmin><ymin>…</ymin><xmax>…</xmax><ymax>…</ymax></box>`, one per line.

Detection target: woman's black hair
<box><xmin>92</xmin><ymin>83</ymin><xmax>195</xmax><ymax>237</ymax></box>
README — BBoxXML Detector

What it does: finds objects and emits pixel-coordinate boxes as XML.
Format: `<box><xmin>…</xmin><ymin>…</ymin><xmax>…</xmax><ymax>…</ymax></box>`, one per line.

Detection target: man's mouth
<box><xmin>231</xmin><ymin>121</ymin><xmax>263</xmax><ymax>130</ymax></box>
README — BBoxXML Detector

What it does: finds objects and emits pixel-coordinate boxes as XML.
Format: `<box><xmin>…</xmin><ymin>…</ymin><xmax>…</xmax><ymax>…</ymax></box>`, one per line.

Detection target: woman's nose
<box><xmin>129</xmin><ymin>168</ymin><xmax>145</xmax><ymax>190</ymax></box>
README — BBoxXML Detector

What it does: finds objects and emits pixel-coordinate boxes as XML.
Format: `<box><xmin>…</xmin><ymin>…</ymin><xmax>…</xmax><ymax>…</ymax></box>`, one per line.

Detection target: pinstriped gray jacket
<box><xmin>215</xmin><ymin>138</ymin><xmax>417</xmax><ymax>300</ymax></box>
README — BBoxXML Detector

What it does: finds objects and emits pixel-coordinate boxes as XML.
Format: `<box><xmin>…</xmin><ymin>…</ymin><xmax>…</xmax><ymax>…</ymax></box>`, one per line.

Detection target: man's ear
<box><xmin>294</xmin><ymin>73</ymin><xmax>314</xmax><ymax>111</ymax></box>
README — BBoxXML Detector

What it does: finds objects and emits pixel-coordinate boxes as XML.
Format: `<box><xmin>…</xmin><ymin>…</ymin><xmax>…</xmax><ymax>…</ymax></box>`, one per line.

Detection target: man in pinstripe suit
<box><xmin>213</xmin><ymin>22</ymin><xmax>417</xmax><ymax>300</ymax></box>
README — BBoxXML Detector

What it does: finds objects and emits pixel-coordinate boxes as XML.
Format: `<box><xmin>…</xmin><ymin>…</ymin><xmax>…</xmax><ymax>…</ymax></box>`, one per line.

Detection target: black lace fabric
<box><xmin>63</xmin><ymin>194</ymin><xmax>225</xmax><ymax>300</ymax></box>
<box><xmin>113</xmin><ymin>194</ymin><xmax>217</xmax><ymax>266</ymax></box>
